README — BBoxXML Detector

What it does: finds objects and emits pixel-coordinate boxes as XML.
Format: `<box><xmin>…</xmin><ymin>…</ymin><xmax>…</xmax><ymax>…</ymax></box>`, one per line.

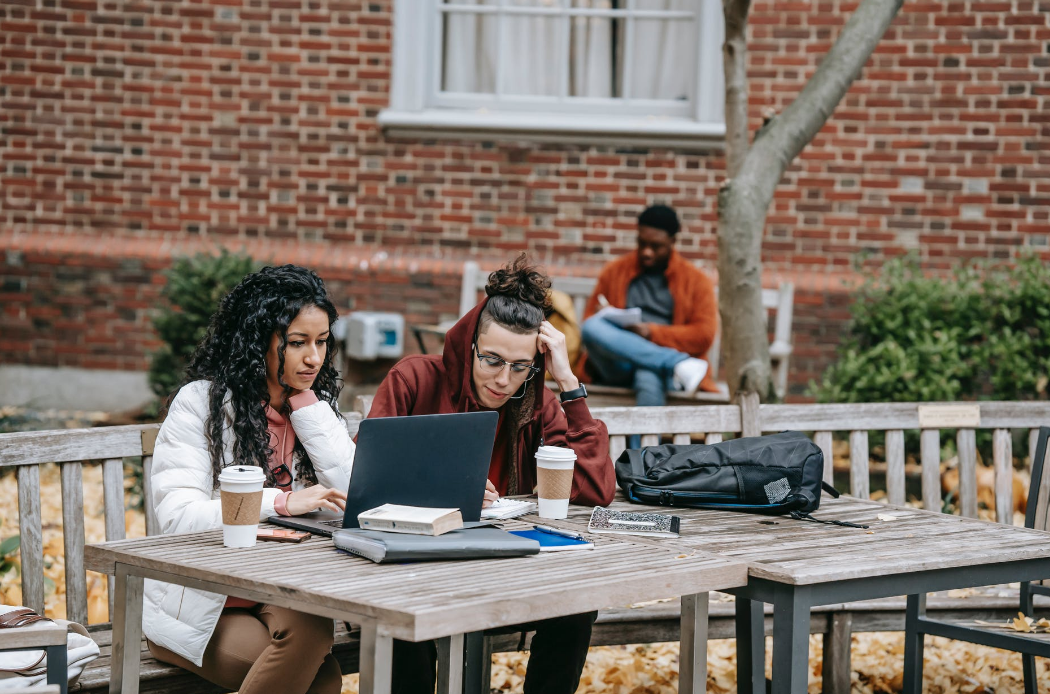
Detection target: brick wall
<box><xmin>1</xmin><ymin>0</ymin><xmax>1047</xmax><ymax>400</ymax></box>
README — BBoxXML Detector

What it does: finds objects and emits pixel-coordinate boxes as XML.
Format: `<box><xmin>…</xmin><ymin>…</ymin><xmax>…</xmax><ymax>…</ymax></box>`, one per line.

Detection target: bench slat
<box><xmin>849</xmin><ymin>430</ymin><xmax>869</xmax><ymax>499</ymax></box>
<box><xmin>706</xmin><ymin>433</ymin><xmax>723</xmax><ymax>445</ymax></box>
<box><xmin>591</xmin><ymin>405</ymin><xmax>741</xmax><ymax>436</ymax></box>
<box><xmin>640</xmin><ymin>434</ymin><xmax>659</xmax><ymax>448</ymax></box>
<box><xmin>17</xmin><ymin>464</ymin><xmax>45</xmax><ymax>615</ymax></box>
<box><xmin>672</xmin><ymin>434</ymin><xmax>690</xmax><ymax>445</ymax></box>
<box><xmin>0</xmin><ymin>424</ymin><xmax>160</xmax><ymax>467</ymax></box>
<box><xmin>885</xmin><ymin>429</ymin><xmax>905</xmax><ymax>506</ymax></box>
<box><xmin>61</xmin><ymin>461</ymin><xmax>89</xmax><ymax>625</ymax></box>
<box><xmin>957</xmin><ymin>428</ymin><xmax>978</xmax><ymax>519</ymax></box>
<box><xmin>609</xmin><ymin>436</ymin><xmax>626</xmax><ymax>465</ymax></box>
<box><xmin>993</xmin><ymin>428</ymin><xmax>1013</xmax><ymax>525</ymax></box>
<box><xmin>921</xmin><ymin>429</ymin><xmax>941</xmax><ymax>512</ymax></box>
<box><xmin>142</xmin><ymin>455</ymin><xmax>161</xmax><ymax>537</ymax></box>
<box><xmin>103</xmin><ymin>457</ymin><xmax>126</xmax><ymax>617</ymax></box>
<box><xmin>814</xmin><ymin>431</ymin><xmax>833</xmax><ymax>487</ymax></box>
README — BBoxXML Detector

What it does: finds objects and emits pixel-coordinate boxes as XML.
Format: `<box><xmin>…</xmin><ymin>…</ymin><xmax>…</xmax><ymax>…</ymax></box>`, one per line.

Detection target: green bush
<box><xmin>812</xmin><ymin>255</ymin><xmax>1050</xmax><ymax>405</ymax></box>
<box><xmin>148</xmin><ymin>250</ymin><xmax>258</xmax><ymax>398</ymax></box>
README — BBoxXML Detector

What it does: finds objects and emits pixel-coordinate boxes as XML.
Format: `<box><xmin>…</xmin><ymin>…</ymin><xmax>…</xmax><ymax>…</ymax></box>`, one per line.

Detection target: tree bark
<box><xmin>717</xmin><ymin>0</ymin><xmax>904</xmax><ymax>401</ymax></box>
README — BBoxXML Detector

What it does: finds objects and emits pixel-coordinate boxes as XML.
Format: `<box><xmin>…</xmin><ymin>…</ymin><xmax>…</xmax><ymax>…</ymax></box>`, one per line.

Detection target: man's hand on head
<box><xmin>626</xmin><ymin>323</ymin><xmax>652</xmax><ymax>340</ymax></box>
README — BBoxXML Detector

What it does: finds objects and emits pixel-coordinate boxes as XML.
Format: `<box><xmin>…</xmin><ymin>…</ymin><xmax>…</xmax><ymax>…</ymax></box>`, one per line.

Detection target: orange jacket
<box><xmin>580</xmin><ymin>250</ymin><xmax>719</xmax><ymax>392</ymax></box>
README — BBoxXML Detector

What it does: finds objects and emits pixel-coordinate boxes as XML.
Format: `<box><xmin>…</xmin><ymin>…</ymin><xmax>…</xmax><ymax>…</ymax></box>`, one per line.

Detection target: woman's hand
<box><xmin>538</xmin><ymin>321</ymin><xmax>579</xmax><ymax>393</ymax></box>
<box><xmin>483</xmin><ymin>479</ymin><xmax>499</xmax><ymax>509</ymax></box>
<box><xmin>285</xmin><ymin>485</ymin><xmax>347</xmax><ymax>516</ymax></box>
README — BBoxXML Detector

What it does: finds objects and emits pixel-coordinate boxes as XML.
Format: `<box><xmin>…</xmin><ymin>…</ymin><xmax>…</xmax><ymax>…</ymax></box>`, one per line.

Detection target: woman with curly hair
<box><xmin>144</xmin><ymin>264</ymin><xmax>354</xmax><ymax>694</ymax></box>
<box><xmin>368</xmin><ymin>253</ymin><xmax>615</xmax><ymax>694</ymax></box>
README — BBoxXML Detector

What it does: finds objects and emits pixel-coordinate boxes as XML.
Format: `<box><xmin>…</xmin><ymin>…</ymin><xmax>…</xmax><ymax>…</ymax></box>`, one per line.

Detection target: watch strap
<box><xmin>559</xmin><ymin>384</ymin><xmax>588</xmax><ymax>402</ymax></box>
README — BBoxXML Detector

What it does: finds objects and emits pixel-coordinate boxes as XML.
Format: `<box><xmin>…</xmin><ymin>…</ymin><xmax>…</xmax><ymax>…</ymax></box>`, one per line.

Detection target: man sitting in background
<box><xmin>578</xmin><ymin>204</ymin><xmax>718</xmax><ymax>406</ymax></box>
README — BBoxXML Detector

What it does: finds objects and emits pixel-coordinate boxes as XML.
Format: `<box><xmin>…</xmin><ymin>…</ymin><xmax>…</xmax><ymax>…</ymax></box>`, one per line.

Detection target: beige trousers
<box><xmin>148</xmin><ymin>604</ymin><xmax>341</xmax><ymax>694</ymax></box>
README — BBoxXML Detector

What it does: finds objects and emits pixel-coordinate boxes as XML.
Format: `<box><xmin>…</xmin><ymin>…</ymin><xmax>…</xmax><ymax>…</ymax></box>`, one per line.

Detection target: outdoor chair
<box><xmin>905</xmin><ymin>425</ymin><xmax>1050</xmax><ymax>694</ymax></box>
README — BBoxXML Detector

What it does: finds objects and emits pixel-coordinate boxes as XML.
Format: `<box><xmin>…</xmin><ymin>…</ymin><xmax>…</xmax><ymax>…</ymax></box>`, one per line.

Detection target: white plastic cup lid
<box><xmin>218</xmin><ymin>466</ymin><xmax>266</xmax><ymax>484</ymax></box>
<box><xmin>536</xmin><ymin>445</ymin><xmax>577</xmax><ymax>460</ymax></box>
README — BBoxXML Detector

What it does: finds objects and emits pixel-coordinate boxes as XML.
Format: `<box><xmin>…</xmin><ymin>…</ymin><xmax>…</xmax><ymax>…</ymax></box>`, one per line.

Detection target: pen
<box><xmin>534</xmin><ymin>524</ymin><xmax>586</xmax><ymax>541</ymax></box>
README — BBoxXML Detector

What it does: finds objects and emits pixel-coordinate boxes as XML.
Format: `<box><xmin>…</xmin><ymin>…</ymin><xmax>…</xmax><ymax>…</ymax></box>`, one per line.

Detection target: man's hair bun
<box><xmin>484</xmin><ymin>253</ymin><xmax>552</xmax><ymax>314</ymax></box>
<box><xmin>479</xmin><ymin>253</ymin><xmax>552</xmax><ymax>335</ymax></box>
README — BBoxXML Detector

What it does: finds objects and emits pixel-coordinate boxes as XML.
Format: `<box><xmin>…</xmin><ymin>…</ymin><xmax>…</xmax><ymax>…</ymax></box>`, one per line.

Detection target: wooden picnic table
<box><xmin>84</xmin><ymin>520</ymin><xmax>747</xmax><ymax>694</ymax></box>
<box><xmin>541</xmin><ymin>495</ymin><xmax>1050</xmax><ymax>694</ymax></box>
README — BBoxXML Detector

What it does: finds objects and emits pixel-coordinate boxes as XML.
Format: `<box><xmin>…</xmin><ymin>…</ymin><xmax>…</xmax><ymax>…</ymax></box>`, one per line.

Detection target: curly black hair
<box><xmin>181</xmin><ymin>264</ymin><xmax>343</xmax><ymax>488</ymax></box>
<box><xmin>479</xmin><ymin>253</ymin><xmax>553</xmax><ymax>335</ymax></box>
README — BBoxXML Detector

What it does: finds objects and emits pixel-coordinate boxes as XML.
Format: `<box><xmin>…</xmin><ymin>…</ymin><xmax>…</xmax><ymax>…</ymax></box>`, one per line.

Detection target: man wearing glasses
<box><xmin>367</xmin><ymin>255</ymin><xmax>614</xmax><ymax>694</ymax></box>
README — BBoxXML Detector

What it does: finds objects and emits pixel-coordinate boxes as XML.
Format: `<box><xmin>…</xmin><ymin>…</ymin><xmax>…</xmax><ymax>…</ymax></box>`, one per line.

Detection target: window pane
<box><xmin>627</xmin><ymin>17</ymin><xmax>693</xmax><ymax>100</ymax></box>
<box><xmin>500</xmin><ymin>13</ymin><xmax>564</xmax><ymax>96</ymax></box>
<box><xmin>568</xmin><ymin>11</ymin><xmax>623</xmax><ymax>97</ymax></box>
<box><xmin>441</xmin><ymin>3</ymin><xmax>498</xmax><ymax>93</ymax></box>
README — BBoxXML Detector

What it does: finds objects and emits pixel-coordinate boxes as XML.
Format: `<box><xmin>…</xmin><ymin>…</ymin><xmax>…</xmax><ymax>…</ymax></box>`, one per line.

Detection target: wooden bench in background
<box><xmin>3</xmin><ymin>396</ymin><xmax>1048</xmax><ymax>692</ymax></box>
<box><xmin>410</xmin><ymin>260</ymin><xmax>795</xmax><ymax>403</ymax></box>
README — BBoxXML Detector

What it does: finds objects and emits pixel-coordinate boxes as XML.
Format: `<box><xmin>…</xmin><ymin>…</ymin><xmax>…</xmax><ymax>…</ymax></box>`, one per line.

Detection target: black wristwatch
<box><xmin>559</xmin><ymin>384</ymin><xmax>588</xmax><ymax>403</ymax></box>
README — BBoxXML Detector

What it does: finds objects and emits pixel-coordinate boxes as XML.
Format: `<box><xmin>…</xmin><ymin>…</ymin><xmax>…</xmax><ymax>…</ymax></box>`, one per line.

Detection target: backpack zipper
<box><xmin>631</xmin><ymin>484</ymin><xmax>741</xmax><ymax>505</ymax></box>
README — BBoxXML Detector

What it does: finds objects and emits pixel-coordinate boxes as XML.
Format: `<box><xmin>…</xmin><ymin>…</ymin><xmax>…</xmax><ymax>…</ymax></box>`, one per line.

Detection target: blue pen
<box><xmin>533</xmin><ymin>524</ymin><xmax>585</xmax><ymax>542</ymax></box>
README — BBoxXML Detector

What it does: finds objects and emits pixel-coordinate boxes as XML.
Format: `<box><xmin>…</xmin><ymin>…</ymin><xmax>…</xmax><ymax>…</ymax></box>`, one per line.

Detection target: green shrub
<box><xmin>148</xmin><ymin>250</ymin><xmax>258</xmax><ymax>398</ymax></box>
<box><xmin>812</xmin><ymin>255</ymin><xmax>1050</xmax><ymax>405</ymax></box>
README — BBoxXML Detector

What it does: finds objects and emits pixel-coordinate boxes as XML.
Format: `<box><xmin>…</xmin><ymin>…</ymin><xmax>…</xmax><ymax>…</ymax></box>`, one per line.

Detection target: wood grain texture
<box><xmin>921</xmin><ymin>429</ymin><xmax>941</xmax><ymax>512</ymax></box>
<box><xmin>849</xmin><ymin>430</ymin><xmax>869</xmax><ymax>499</ymax></box>
<box><xmin>759</xmin><ymin>401</ymin><xmax>1050</xmax><ymax>433</ymax></box>
<box><xmin>993</xmin><ymin>428</ymin><xmax>1013</xmax><ymax>526</ymax></box>
<box><xmin>85</xmin><ymin>522</ymin><xmax>747</xmax><ymax>642</ymax></box>
<box><xmin>0</xmin><ymin>623</ymin><xmax>67</xmax><ymax>648</ymax></box>
<box><xmin>0</xmin><ymin>424</ymin><xmax>160</xmax><ymax>467</ymax></box>
<box><xmin>589</xmin><ymin>406</ymin><xmax>741</xmax><ymax>436</ymax></box>
<box><xmin>142</xmin><ymin>455</ymin><xmax>160</xmax><ymax>537</ymax></box>
<box><xmin>814</xmin><ymin>431</ymin><xmax>833</xmax><ymax>487</ymax></box>
<box><xmin>558</xmin><ymin>495</ymin><xmax>1050</xmax><ymax>586</ymax></box>
<box><xmin>61</xmin><ymin>461</ymin><xmax>88</xmax><ymax>626</ymax></box>
<box><xmin>17</xmin><ymin>464</ymin><xmax>45</xmax><ymax>615</ymax></box>
<box><xmin>957</xmin><ymin>429</ymin><xmax>978</xmax><ymax>519</ymax></box>
<box><xmin>885</xmin><ymin>430</ymin><xmax>906</xmax><ymax>506</ymax></box>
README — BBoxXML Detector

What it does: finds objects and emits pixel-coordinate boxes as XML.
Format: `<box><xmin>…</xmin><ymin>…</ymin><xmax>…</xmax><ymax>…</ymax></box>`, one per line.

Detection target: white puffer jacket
<box><xmin>143</xmin><ymin>380</ymin><xmax>355</xmax><ymax>666</ymax></box>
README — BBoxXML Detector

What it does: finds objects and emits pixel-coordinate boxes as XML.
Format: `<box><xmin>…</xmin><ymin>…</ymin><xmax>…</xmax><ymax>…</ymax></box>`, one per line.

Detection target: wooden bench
<box><xmin>5</xmin><ymin>397</ymin><xmax>1049</xmax><ymax>693</ymax></box>
<box><xmin>410</xmin><ymin>259</ymin><xmax>795</xmax><ymax>402</ymax></box>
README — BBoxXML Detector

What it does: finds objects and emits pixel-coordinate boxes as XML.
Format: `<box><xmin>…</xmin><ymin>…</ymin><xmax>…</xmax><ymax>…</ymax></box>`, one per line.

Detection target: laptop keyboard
<box><xmin>319</xmin><ymin>519</ymin><xmax>343</xmax><ymax>527</ymax></box>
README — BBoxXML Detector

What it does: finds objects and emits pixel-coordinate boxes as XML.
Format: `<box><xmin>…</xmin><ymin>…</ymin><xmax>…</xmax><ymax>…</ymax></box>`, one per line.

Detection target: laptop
<box><xmin>268</xmin><ymin>410</ymin><xmax>499</xmax><ymax>537</ymax></box>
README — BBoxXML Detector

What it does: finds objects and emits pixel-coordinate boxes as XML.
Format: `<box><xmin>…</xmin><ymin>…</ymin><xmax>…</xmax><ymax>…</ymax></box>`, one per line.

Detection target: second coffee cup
<box><xmin>535</xmin><ymin>445</ymin><xmax>577</xmax><ymax>519</ymax></box>
<box><xmin>218</xmin><ymin>465</ymin><xmax>267</xmax><ymax>548</ymax></box>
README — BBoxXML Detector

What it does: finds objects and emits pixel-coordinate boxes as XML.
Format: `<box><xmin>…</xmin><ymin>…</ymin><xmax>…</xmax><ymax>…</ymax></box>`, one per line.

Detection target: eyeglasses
<box><xmin>473</xmin><ymin>343</ymin><xmax>540</xmax><ymax>380</ymax></box>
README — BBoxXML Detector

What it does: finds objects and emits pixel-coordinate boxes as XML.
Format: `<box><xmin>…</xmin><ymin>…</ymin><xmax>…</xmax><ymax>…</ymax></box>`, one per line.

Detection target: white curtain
<box><xmin>442</xmin><ymin>0</ymin><xmax>694</xmax><ymax>101</ymax></box>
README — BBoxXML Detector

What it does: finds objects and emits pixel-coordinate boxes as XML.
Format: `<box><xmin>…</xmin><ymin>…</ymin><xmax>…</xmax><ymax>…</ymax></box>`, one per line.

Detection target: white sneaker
<box><xmin>672</xmin><ymin>357</ymin><xmax>708</xmax><ymax>396</ymax></box>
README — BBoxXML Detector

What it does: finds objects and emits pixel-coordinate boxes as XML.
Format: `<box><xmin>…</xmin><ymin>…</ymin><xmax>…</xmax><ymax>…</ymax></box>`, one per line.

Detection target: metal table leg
<box><xmin>109</xmin><ymin>563</ymin><xmax>143</xmax><ymax>694</ymax></box>
<box><xmin>679</xmin><ymin>592</ymin><xmax>710</xmax><ymax>694</ymax></box>
<box><xmin>770</xmin><ymin>584</ymin><xmax>811</xmax><ymax>694</ymax></box>
<box><xmin>44</xmin><ymin>642</ymin><xmax>68</xmax><ymax>694</ymax></box>
<box><xmin>359</xmin><ymin>621</ymin><xmax>393</xmax><ymax>694</ymax></box>
<box><xmin>902</xmin><ymin>593</ymin><xmax>926</xmax><ymax>694</ymax></box>
<box><xmin>735</xmin><ymin>597</ymin><xmax>766</xmax><ymax>694</ymax></box>
<box><xmin>437</xmin><ymin>633</ymin><xmax>465</xmax><ymax>694</ymax></box>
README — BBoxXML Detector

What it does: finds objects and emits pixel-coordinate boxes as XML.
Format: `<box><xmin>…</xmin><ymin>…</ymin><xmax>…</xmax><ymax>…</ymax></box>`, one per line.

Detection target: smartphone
<box><xmin>257</xmin><ymin>528</ymin><xmax>310</xmax><ymax>543</ymax></box>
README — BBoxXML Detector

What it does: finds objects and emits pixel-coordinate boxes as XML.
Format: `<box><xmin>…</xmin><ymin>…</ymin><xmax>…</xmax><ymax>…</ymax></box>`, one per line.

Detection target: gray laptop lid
<box><xmin>343</xmin><ymin>410</ymin><xmax>500</xmax><ymax>528</ymax></box>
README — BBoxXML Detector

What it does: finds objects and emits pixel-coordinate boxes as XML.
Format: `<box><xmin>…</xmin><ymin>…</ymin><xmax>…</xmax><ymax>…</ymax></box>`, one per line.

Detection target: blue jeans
<box><xmin>581</xmin><ymin>316</ymin><xmax>689</xmax><ymax>408</ymax></box>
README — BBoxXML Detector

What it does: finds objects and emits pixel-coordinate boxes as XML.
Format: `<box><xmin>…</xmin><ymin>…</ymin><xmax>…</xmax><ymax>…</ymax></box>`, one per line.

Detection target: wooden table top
<box><xmin>551</xmin><ymin>496</ymin><xmax>1050</xmax><ymax>586</ymax></box>
<box><xmin>85</xmin><ymin>520</ymin><xmax>747</xmax><ymax>642</ymax></box>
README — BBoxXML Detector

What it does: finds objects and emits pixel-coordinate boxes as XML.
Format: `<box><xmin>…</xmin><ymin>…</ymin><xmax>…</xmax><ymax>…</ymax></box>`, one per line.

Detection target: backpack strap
<box><xmin>789</xmin><ymin>511</ymin><xmax>869</xmax><ymax>529</ymax></box>
<box><xmin>821</xmin><ymin>481</ymin><xmax>840</xmax><ymax>498</ymax></box>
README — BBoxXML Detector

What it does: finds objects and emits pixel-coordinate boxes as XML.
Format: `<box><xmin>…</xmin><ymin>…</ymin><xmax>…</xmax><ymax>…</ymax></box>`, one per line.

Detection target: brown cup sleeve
<box><xmin>221</xmin><ymin>490</ymin><xmax>264</xmax><ymax>525</ymax></box>
<box><xmin>536</xmin><ymin>466</ymin><xmax>574</xmax><ymax>500</ymax></box>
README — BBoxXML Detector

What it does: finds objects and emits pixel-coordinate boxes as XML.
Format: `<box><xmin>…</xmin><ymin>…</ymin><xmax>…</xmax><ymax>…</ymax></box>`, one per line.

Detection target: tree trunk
<box><xmin>717</xmin><ymin>0</ymin><xmax>904</xmax><ymax>401</ymax></box>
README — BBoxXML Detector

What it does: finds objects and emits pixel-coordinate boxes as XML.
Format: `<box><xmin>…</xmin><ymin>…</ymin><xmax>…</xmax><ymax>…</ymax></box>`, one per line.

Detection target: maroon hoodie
<box><xmin>367</xmin><ymin>300</ymin><xmax>615</xmax><ymax>506</ymax></box>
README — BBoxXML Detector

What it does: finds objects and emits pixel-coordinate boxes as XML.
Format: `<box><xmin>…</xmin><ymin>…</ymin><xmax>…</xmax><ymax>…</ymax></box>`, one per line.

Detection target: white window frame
<box><xmin>380</xmin><ymin>0</ymin><xmax>726</xmax><ymax>150</ymax></box>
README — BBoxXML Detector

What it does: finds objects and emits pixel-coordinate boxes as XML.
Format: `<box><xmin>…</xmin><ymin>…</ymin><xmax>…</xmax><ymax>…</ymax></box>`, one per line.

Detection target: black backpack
<box><xmin>615</xmin><ymin>431</ymin><xmax>848</xmax><ymax>521</ymax></box>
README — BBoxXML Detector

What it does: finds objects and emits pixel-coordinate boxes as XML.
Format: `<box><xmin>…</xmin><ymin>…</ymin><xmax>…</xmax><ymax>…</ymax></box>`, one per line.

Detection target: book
<box><xmin>587</xmin><ymin>506</ymin><xmax>680</xmax><ymax>538</ymax></box>
<box><xmin>509</xmin><ymin>528</ymin><xmax>594</xmax><ymax>552</ymax></box>
<box><xmin>357</xmin><ymin>504</ymin><xmax>463</xmax><ymax>536</ymax></box>
<box><xmin>332</xmin><ymin>527</ymin><xmax>541</xmax><ymax>564</ymax></box>
<box><xmin>594</xmin><ymin>305</ymin><xmax>642</xmax><ymax>328</ymax></box>
<box><xmin>481</xmin><ymin>497</ymin><xmax>537</xmax><ymax>520</ymax></box>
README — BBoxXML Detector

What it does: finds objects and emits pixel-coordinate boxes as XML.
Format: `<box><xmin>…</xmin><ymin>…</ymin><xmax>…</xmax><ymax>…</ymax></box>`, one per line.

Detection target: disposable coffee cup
<box><xmin>218</xmin><ymin>466</ymin><xmax>267</xmax><ymax>548</ymax></box>
<box><xmin>535</xmin><ymin>446</ymin><xmax>577</xmax><ymax>519</ymax></box>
